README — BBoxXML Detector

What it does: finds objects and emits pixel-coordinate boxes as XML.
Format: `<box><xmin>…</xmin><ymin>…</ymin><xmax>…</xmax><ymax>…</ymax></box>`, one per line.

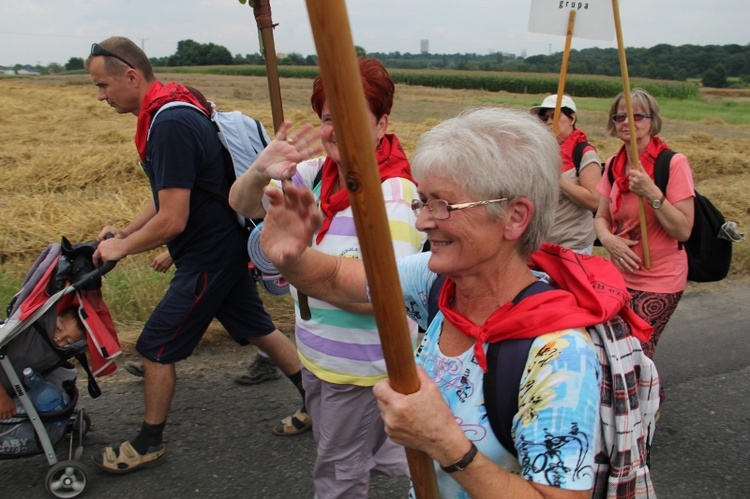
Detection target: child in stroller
<box><xmin>0</xmin><ymin>306</ymin><xmax>86</xmax><ymax>419</ymax></box>
<box><xmin>0</xmin><ymin>237</ymin><xmax>120</xmax><ymax>498</ymax></box>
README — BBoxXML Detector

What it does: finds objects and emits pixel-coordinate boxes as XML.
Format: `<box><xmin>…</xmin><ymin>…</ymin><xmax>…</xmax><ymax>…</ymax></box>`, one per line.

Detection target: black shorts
<box><xmin>136</xmin><ymin>264</ymin><xmax>276</xmax><ymax>363</ymax></box>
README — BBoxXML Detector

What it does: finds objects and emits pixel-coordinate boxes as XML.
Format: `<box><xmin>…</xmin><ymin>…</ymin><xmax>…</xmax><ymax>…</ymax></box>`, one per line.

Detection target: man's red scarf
<box><xmin>134</xmin><ymin>81</ymin><xmax>209</xmax><ymax>162</ymax></box>
<box><xmin>316</xmin><ymin>133</ymin><xmax>414</xmax><ymax>244</ymax></box>
<box><xmin>438</xmin><ymin>243</ymin><xmax>653</xmax><ymax>371</ymax></box>
<box><xmin>609</xmin><ymin>136</ymin><xmax>669</xmax><ymax>215</ymax></box>
<box><xmin>559</xmin><ymin>128</ymin><xmax>589</xmax><ymax>173</ymax></box>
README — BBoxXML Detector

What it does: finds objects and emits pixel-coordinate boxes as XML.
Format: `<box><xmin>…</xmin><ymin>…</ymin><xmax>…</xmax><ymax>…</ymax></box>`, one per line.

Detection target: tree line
<box><xmin>55</xmin><ymin>40</ymin><xmax>750</xmax><ymax>88</ymax></box>
<box><xmin>368</xmin><ymin>43</ymin><xmax>750</xmax><ymax>88</ymax></box>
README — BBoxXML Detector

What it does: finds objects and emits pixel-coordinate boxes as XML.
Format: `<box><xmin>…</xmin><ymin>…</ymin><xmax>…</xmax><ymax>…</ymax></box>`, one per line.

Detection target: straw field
<box><xmin>1</xmin><ymin>73</ymin><xmax>748</xmax><ymax>348</ymax></box>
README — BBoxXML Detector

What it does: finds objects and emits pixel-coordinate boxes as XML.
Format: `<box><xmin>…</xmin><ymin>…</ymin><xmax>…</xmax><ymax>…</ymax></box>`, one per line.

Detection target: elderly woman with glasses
<box><xmin>594</xmin><ymin>88</ymin><xmax>695</xmax><ymax>364</ymax></box>
<box><xmin>248</xmin><ymin>106</ymin><xmax>659</xmax><ymax>498</ymax></box>
<box><xmin>530</xmin><ymin>94</ymin><xmax>602</xmax><ymax>254</ymax></box>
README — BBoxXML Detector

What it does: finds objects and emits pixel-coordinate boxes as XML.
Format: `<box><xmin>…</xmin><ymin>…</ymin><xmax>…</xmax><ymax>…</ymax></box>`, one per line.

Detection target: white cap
<box><xmin>529</xmin><ymin>94</ymin><xmax>577</xmax><ymax>114</ymax></box>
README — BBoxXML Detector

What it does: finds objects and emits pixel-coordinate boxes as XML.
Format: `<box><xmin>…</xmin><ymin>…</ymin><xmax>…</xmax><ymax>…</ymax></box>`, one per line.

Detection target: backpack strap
<box><xmin>572</xmin><ymin>141</ymin><xmax>589</xmax><ymax>176</ymax></box>
<box><xmin>607</xmin><ymin>149</ymin><xmax>675</xmax><ymax>189</ymax></box>
<box><xmin>484</xmin><ymin>338</ymin><xmax>534</xmax><ymax>457</ymax></box>
<box><xmin>426</xmin><ymin>274</ymin><xmax>446</xmax><ymax>325</ymax></box>
<box><xmin>312</xmin><ymin>166</ymin><xmax>323</xmax><ymax>191</ymax></box>
<box><xmin>484</xmin><ymin>280</ymin><xmax>554</xmax><ymax>457</ymax></box>
<box><xmin>606</xmin><ymin>156</ymin><xmax>615</xmax><ymax>186</ymax></box>
<box><xmin>653</xmin><ymin>149</ymin><xmax>679</xmax><ymax>249</ymax></box>
<box><xmin>146</xmin><ymin>101</ymin><xmax>208</xmax><ymax>142</ymax></box>
<box><xmin>255</xmin><ymin>119</ymin><xmax>269</xmax><ymax>148</ymax></box>
<box><xmin>653</xmin><ymin>148</ymin><xmax>676</xmax><ymax>196</ymax></box>
<box><xmin>425</xmin><ymin>276</ymin><xmax>554</xmax><ymax>456</ymax></box>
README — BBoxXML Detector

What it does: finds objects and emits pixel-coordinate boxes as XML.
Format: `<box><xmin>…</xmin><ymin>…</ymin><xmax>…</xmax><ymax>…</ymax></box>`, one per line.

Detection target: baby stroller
<box><xmin>0</xmin><ymin>237</ymin><xmax>121</xmax><ymax>498</ymax></box>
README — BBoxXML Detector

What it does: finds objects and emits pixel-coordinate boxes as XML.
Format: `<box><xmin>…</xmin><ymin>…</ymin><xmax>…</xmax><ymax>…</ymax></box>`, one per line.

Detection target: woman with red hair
<box><xmin>230</xmin><ymin>57</ymin><xmax>424</xmax><ymax>497</ymax></box>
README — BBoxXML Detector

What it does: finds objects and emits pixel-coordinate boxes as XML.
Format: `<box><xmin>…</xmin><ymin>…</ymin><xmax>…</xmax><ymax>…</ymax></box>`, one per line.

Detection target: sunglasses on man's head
<box><xmin>611</xmin><ymin>112</ymin><xmax>652</xmax><ymax>124</ymax></box>
<box><xmin>90</xmin><ymin>43</ymin><xmax>134</xmax><ymax>69</ymax></box>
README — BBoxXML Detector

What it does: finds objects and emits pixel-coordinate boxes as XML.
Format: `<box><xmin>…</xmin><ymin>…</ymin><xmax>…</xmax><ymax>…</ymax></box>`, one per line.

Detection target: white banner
<box><xmin>528</xmin><ymin>0</ymin><xmax>615</xmax><ymax>41</ymax></box>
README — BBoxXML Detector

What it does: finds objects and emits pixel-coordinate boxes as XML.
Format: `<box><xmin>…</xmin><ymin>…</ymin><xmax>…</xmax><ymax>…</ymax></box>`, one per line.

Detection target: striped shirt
<box><xmin>272</xmin><ymin>156</ymin><xmax>424</xmax><ymax>386</ymax></box>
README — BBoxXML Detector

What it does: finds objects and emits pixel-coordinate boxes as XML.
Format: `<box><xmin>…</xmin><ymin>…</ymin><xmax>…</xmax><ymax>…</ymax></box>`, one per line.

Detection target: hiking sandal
<box><xmin>272</xmin><ymin>409</ymin><xmax>312</xmax><ymax>436</ymax></box>
<box><xmin>92</xmin><ymin>441</ymin><xmax>166</xmax><ymax>474</ymax></box>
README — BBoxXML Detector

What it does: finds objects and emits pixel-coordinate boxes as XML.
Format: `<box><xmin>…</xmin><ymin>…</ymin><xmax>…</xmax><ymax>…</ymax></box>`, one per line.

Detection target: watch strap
<box><xmin>440</xmin><ymin>442</ymin><xmax>478</xmax><ymax>474</ymax></box>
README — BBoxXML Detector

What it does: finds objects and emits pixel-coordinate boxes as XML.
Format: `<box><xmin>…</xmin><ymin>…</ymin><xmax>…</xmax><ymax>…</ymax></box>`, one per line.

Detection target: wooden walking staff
<box><xmin>242</xmin><ymin>0</ymin><xmax>314</xmax><ymax>316</ymax></box>
<box><xmin>551</xmin><ymin>9</ymin><xmax>576</xmax><ymax>136</ymax></box>
<box><xmin>611</xmin><ymin>0</ymin><xmax>651</xmax><ymax>268</ymax></box>
<box><xmin>304</xmin><ymin>1</ymin><xmax>439</xmax><ymax>497</ymax></box>
<box><xmin>244</xmin><ymin>0</ymin><xmax>285</xmax><ymax>132</ymax></box>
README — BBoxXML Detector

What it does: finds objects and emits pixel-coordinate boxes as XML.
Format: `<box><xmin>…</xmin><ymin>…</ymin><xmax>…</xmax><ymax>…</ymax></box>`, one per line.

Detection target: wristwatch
<box><xmin>440</xmin><ymin>442</ymin><xmax>478</xmax><ymax>473</ymax></box>
<box><xmin>649</xmin><ymin>196</ymin><xmax>665</xmax><ymax>209</ymax></box>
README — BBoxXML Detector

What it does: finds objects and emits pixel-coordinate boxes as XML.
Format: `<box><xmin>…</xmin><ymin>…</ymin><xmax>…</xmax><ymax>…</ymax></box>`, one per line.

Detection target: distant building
<box><xmin>1</xmin><ymin>65</ymin><xmax>41</xmax><ymax>75</ymax></box>
<box><xmin>420</xmin><ymin>39</ymin><xmax>429</xmax><ymax>55</ymax></box>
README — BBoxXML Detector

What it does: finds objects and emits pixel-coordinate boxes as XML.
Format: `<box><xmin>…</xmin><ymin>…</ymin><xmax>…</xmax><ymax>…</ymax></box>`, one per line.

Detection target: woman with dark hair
<box><xmin>594</xmin><ymin>88</ymin><xmax>695</xmax><ymax>360</ymax></box>
<box><xmin>229</xmin><ymin>57</ymin><xmax>424</xmax><ymax>497</ymax></box>
<box><xmin>530</xmin><ymin>94</ymin><xmax>602</xmax><ymax>254</ymax></box>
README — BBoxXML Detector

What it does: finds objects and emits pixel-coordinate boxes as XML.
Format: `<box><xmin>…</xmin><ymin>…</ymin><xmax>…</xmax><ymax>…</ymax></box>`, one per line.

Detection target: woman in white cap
<box><xmin>530</xmin><ymin>94</ymin><xmax>602</xmax><ymax>254</ymax></box>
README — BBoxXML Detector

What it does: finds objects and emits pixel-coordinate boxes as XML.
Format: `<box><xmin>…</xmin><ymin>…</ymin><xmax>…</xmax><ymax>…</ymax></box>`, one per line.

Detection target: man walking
<box><xmin>87</xmin><ymin>36</ymin><xmax>307</xmax><ymax>473</ymax></box>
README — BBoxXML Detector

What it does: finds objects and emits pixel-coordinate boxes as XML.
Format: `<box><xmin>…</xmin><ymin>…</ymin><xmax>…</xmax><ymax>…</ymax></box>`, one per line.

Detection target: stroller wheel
<box><xmin>45</xmin><ymin>460</ymin><xmax>88</xmax><ymax>498</ymax></box>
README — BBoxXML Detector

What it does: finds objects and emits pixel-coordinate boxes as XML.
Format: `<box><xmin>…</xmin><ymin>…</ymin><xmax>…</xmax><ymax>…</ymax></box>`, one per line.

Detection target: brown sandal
<box><xmin>273</xmin><ymin>409</ymin><xmax>312</xmax><ymax>436</ymax></box>
<box><xmin>92</xmin><ymin>441</ymin><xmax>166</xmax><ymax>474</ymax></box>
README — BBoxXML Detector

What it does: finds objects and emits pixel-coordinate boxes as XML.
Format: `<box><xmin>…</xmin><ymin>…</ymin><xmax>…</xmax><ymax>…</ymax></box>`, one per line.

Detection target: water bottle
<box><xmin>22</xmin><ymin>368</ymin><xmax>68</xmax><ymax>413</ymax></box>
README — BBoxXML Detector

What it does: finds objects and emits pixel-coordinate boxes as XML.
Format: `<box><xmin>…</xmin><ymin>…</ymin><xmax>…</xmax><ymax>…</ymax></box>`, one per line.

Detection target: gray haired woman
<box><xmin>255</xmin><ymin>106</ymin><xmax>653</xmax><ymax>498</ymax></box>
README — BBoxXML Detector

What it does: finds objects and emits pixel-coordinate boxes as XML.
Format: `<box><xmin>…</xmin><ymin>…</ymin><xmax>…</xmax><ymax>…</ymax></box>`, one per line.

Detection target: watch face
<box><xmin>651</xmin><ymin>199</ymin><xmax>662</xmax><ymax>209</ymax></box>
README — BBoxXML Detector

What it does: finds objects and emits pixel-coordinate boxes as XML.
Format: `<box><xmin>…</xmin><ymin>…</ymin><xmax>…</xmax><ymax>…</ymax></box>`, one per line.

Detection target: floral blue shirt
<box><xmin>398</xmin><ymin>253</ymin><xmax>601</xmax><ymax>498</ymax></box>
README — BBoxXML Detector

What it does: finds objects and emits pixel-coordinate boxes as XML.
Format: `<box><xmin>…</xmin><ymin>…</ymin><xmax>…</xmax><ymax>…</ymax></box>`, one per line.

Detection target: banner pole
<box><xmin>612</xmin><ymin>0</ymin><xmax>651</xmax><ymax>268</ymax></box>
<box><xmin>552</xmin><ymin>9</ymin><xmax>576</xmax><ymax>136</ymax></box>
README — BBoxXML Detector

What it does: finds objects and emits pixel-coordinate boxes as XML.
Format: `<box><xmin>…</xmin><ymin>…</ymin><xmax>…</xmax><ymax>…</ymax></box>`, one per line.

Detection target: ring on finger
<box><xmin>619</xmin><ymin>257</ymin><xmax>625</xmax><ymax>262</ymax></box>
<box><xmin>287</xmin><ymin>137</ymin><xmax>295</xmax><ymax>145</ymax></box>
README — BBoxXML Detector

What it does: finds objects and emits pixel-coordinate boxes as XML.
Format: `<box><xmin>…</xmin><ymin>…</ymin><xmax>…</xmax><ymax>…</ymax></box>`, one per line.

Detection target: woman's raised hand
<box><xmin>261</xmin><ymin>180</ymin><xmax>323</xmax><ymax>269</ymax></box>
<box><xmin>254</xmin><ymin>121</ymin><xmax>323</xmax><ymax>181</ymax></box>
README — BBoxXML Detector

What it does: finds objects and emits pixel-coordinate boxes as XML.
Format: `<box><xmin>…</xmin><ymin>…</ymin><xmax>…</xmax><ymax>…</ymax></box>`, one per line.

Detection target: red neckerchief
<box><xmin>134</xmin><ymin>81</ymin><xmax>209</xmax><ymax>162</ymax></box>
<box><xmin>438</xmin><ymin>243</ymin><xmax>653</xmax><ymax>371</ymax></box>
<box><xmin>559</xmin><ymin>128</ymin><xmax>588</xmax><ymax>173</ymax></box>
<box><xmin>610</xmin><ymin>136</ymin><xmax>669</xmax><ymax>215</ymax></box>
<box><xmin>316</xmin><ymin>133</ymin><xmax>414</xmax><ymax>244</ymax></box>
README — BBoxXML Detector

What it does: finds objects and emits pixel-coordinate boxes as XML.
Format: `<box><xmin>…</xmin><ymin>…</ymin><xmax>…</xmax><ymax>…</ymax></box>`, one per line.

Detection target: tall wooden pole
<box><xmin>552</xmin><ymin>10</ymin><xmax>576</xmax><ymax>136</ymax></box>
<box><xmin>250</xmin><ymin>0</ymin><xmax>313</xmax><ymax>317</ymax></box>
<box><xmin>612</xmin><ymin>0</ymin><xmax>651</xmax><ymax>268</ymax></box>
<box><xmin>304</xmin><ymin>1</ymin><xmax>439</xmax><ymax>497</ymax></box>
<box><xmin>252</xmin><ymin>0</ymin><xmax>284</xmax><ymax>133</ymax></box>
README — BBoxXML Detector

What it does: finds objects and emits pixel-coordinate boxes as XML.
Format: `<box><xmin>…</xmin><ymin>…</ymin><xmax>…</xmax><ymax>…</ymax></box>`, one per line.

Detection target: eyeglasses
<box><xmin>611</xmin><ymin>112</ymin><xmax>653</xmax><ymax>124</ymax></box>
<box><xmin>90</xmin><ymin>43</ymin><xmax>135</xmax><ymax>69</ymax></box>
<box><xmin>411</xmin><ymin>198</ymin><xmax>508</xmax><ymax>220</ymax></box>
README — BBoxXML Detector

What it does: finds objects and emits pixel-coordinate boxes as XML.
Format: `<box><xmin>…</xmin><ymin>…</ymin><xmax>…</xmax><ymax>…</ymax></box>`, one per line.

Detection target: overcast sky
<box><xmin>1</xmin><ymin>0</ymin><xmax>747</xmax><ymax>67</ymax></box>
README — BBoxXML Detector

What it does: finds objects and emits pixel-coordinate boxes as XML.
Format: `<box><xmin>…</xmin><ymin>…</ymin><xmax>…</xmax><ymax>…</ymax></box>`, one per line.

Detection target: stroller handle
<box><xmin>69</xmin><ymin>233</ymin><xmax>118</xmax><ymax>290</ymax></box>
<box><xmin>70</xmin><ymin>259</ymin><xmax>117</xmax><ymax>290</ymax></box>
